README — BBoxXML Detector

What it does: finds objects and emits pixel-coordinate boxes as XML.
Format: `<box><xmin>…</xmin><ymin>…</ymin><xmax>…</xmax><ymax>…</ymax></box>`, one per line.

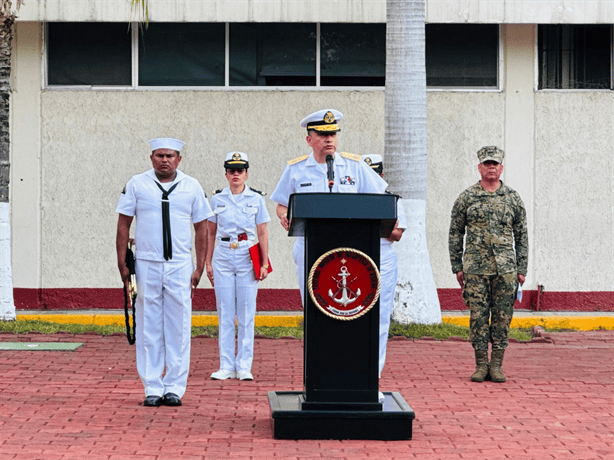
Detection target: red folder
<box><xmin>249</xmin><ymin>243</ymin><xmax>272</xmax><ymax>274</ymax></box>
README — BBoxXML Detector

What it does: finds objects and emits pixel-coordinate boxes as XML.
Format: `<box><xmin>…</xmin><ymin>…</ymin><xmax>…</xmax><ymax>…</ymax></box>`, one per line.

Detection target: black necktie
<box><xmin>154</xmin><ymin>181</ymin><xmax>179</xmax><ymax>260</ymax></box>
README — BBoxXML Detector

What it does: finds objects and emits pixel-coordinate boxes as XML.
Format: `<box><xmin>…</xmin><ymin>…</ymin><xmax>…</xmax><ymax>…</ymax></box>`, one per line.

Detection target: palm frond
<box><xmin>131</xmin><ymin>0</ymin><xmax>149</xmax><ymax>27</ymax></box>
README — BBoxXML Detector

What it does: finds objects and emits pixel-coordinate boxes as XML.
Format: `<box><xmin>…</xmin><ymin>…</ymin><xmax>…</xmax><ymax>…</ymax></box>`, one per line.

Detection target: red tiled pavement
<box><xmin>0</xmin><ymin>331</ymin><xmax>612</xmax><ymax>460</ymax></box>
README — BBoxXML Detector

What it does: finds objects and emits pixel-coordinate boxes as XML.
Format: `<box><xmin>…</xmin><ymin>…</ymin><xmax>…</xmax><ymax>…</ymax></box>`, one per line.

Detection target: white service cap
<box><xmin>224</xmin><ymin>151</ymin><xmax>249</xmax><ymax>169</ymax></box>
<box><xmin>300</xmin><ymin>109</ymin><xmax>343</xmax><ymax>132</ymax></box>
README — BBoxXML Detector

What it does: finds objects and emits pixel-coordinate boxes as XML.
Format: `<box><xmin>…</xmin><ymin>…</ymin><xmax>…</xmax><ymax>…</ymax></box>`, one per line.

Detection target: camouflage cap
<box><xmin>477</xmin><ymin>146</ymin><xmax>504</xmax><ymax>164</ymax></box>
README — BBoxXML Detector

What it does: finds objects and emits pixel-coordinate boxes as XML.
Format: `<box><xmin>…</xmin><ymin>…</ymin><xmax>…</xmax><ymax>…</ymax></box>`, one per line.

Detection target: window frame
<box><xmin>43</xmin><ymin>22</ymin><xmax>504</xmax><ymax>92</ymax></box>
<box><xmin>535</xmin><ymin>24</ymin><xmax>614</xmax><ymax>92</ymax></box>
<box><xmin>425</xmin><ymin>24</ymin><xmax>503</xmax><ymax>93</ymax></box>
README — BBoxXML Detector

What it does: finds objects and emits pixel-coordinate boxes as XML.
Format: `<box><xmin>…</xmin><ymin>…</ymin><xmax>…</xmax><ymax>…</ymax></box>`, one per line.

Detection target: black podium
<box><xmin>268</xmin><ymin>193</ymin><xmax>415</xmax><ymax>440</ymax></box>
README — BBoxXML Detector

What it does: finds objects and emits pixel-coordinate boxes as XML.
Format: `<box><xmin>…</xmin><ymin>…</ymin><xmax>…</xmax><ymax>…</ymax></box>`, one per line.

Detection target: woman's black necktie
<box><xmin>154</xmin><ymin>181</ymin><xmax>179</xmax><ymax>260</ymax></box>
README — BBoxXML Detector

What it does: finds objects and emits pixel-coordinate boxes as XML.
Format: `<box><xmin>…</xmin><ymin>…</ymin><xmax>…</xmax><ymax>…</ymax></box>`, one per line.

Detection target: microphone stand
<box><xmin>326</xmin><ymin>154</ymin><xmax>334</xmax><ymax>193</ymax></box>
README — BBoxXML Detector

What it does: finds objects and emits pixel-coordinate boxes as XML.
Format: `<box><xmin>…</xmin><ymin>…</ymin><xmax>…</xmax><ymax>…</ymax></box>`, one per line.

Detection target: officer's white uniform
<box><xmin>270</xmin><ymin>151</ymin><xmax>387</xmax><ymax>300</ymax></box>
<box><xmin>362</xmin><ymin>153</ymin><xmax>409</xmax><ymax>374</ymax></box>
<box><xmin>378</xmin><ymin>200</ymin><xmax>407</xmax><ymax>373</ymax></box>
<box><xmin>116</xmin><ymin>168</ymin><xmax>212</xmax><ymax>398</ymax></box>
<box><xmin>209</xmin><ymin>186</ymin><xmax>270</xmax><ymax>374</ymax></box>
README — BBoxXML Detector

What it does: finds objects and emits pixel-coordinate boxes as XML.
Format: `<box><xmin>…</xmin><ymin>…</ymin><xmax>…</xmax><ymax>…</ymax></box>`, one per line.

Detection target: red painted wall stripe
<box><xmin>13</xmin><ymin>288</ymin><xmax>613</xmax><ymax>312</ymax></box>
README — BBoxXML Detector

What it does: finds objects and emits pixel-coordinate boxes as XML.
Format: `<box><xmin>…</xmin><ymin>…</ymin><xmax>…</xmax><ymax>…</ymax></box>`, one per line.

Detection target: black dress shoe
<box><xmin>163</xmin><ymin>393</ymin><xmax>182</xmax><ymax>406</ymax></box>
<box><xmin>143</xmin><ymin>395</ymin><xmax>163</xmax><ymax>407</ymax></box>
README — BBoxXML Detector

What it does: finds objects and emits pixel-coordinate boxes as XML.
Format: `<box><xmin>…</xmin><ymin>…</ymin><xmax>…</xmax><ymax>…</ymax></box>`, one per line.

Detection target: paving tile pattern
<box><xmin>0</xmin><ymin>331</ymin><xmax>612</xmax><ymax>460</ymax></box>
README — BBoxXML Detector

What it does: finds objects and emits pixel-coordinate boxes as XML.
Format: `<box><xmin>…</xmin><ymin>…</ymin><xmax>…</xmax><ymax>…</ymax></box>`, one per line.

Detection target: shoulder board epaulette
<box><xmin>249</xmin><ymin>187</ymin><xmax>266</xmax><ymax>196</ymax></box>
<box><xmin>213</xmin><ymin>189</ymin><xmax>223</xmax><ymax>195</ymax></box>
<box><xmin>287</xmin><ymin>155</ymin><xmax>309</xmax><ymax>165</ymax></box>
<box><xmin>340</xmin><ymin>152</ymin><xmax>362</xmax><ymax>162</ymax></box>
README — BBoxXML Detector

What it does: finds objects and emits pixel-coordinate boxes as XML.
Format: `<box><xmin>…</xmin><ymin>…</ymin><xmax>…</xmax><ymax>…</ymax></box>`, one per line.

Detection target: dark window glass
<box><xmin>426</xmin><ymin>24</ymin><xmax>499</xmax><ymax>87</ymax></box>
<box><xmin>47</xmin><ymin>22</ymin><xmax>132</xmax><ymax>86</ymax></box>
<box><xmin>230</xmin><ymin>23</ymin><xmax>316</xmax><ymax>86</ymax></box>
<box><xmin>320</xmin><ymin>24</ymin><xmax>385</xmax><ymax>87</ymax></box>
<box><xmin>539</xmin><ymin>25</ymin><xmax>612</xmax><ymax>90</ymax></box>
<box><xmin>139</xmin><ymin>23</ymin><xmax>225</xmax><ymax>86</ymax></box>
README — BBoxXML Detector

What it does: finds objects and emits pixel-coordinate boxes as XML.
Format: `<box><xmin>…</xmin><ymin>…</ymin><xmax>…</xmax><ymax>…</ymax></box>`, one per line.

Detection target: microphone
<box><xmin>326</xmin><ymin>154</ymin><xmax>334</xmax><ymax>192</ymax></box>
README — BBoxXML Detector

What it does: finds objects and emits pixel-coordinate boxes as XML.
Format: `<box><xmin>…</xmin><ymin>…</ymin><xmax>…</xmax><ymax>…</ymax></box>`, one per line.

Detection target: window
<box><xmin>320</xmin><ymin>24</ymin><xmax>386</xmax><ymax>87</ymax></box>
<box><xmin>46</xmin><ymin>22</ymin><xmax>501</xmax><ymax>89</ymax></box>
<box><xmin>539</xmin><ymin>25</ymin><xmax>613</xmax><ymax>90</ymax></box>
<box><xmin>47</xmin><ymin>22</ymin><xmax>131</xmax><ymax>86</ymax></box>
<box><xmin>426</xmin><ymin>24</ymin><xmax>499</xmax><ymax>88</ymax></box>
<box><xmin>230</xmin><ymin>23</ymin><xmax>316</xmax><ymax>86</ymax></box>
<box><xmin>139</xmin><ymin>23</ymin><xmax>225</xmax><ymax>86</ymax></box>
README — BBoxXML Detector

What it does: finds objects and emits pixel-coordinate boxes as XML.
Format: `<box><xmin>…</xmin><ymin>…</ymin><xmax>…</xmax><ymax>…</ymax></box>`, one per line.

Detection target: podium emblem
<box><xmin>308</xmin><ymin>248</ymin><xmax>380</xmax><ymax>320</ymax></box>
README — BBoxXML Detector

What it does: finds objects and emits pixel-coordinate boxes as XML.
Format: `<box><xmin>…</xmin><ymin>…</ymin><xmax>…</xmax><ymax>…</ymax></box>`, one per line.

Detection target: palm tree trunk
<box><xmin>0</xmin><ymin>1</ymin><xmax>16</xmax><ymax>320</ymax></box>
<box><xmin>385</xmin><ymin>0</ymin><xmax>441</xmax><ymax>324</ymax></box>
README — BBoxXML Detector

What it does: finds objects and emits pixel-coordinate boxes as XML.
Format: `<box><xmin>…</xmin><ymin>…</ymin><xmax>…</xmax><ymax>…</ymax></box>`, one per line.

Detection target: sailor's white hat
<box><xmin>148</xmin><ymin>138</ymin><xmax>185</xmax><ymax>152</ymax></box>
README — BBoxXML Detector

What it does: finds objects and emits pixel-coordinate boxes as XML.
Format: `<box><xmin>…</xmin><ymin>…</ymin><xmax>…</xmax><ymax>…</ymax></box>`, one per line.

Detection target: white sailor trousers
<box><xmin>135</xmin><ymin>259</ymin><xmax>193</xmax><ymax>398</ymax></box>
<box><xmin>213</xmin><ymin>244</ymin><xmax>259</xmax><ymax>372</ymax></box>
<box><xmin>292</xmin><ymin>237</ymin><xmax>305</xmax><ymax>304</ymax></box>
<box><xmin>379</xmin><ymin>241</ymin><xmax>398</xmax><ymax>373</ymax></box>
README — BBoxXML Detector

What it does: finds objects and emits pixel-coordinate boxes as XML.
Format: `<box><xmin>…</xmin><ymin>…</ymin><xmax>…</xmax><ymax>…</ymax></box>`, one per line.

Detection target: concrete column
<box><xmin>503</xmin><ymin>24</ymin><xmax>536</xmax><ymax>290</ymax></box>
<box><xmin>11</xmin><ymin>22</ymin><xmax>42</xmax><ymax>288</ymax></box>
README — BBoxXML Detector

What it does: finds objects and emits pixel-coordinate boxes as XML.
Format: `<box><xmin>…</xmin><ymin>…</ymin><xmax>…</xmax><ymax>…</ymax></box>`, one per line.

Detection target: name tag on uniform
<box><xmin>300</xmin><ymin>183</ymin><xmax>312</xmax><ymax>187</ymax></box>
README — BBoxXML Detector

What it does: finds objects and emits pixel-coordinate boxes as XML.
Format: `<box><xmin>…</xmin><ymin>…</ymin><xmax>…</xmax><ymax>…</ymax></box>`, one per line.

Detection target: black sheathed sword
<box><xmin>123</xmin><ymin>242</ymin><xmax>137</xmax><ymax>345</ymax></box>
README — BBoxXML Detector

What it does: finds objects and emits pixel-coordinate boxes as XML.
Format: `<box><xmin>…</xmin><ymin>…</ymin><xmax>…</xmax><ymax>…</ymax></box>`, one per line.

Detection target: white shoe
<box><xmin>237</xmin><ymin>370</ymin><xmax>253</xmax><ymax>381</ymax></box>
<box><xmin>210</xmin><ymin>369</ymin><xmax>236</xmax><ymax>380</ymax></box>
<box><xmin>378</xmin><ymin>391</ymin><xmax>385</xmax><ymax>402</ymax></box>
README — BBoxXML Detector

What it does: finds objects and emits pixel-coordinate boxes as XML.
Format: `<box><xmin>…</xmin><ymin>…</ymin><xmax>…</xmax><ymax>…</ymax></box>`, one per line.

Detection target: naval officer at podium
<box><xmin>270</xmin><ymin>109</ymin><xmax>388</xmax><ymax>301</ymax></box>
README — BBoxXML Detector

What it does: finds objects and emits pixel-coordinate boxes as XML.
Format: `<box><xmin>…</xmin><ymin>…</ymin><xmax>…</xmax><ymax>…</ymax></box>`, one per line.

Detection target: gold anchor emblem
<box><xmin>323</xmin><ymin>111</ymin><xmax>335</xmax><ymax>124</ymax></box>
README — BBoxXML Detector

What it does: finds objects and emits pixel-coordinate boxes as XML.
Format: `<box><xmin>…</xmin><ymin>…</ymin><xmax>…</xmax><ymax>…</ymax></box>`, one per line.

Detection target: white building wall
<box><xmin>11</xmin><ymin>22</ymin><xmax>42</xmax><ymax>289</ymax></box>
<box><xmin>534</xmin><ymin>92</ymin><xmax>614</xmax><ymax>291</ymax></box>
<box><xmin>16</xmin><ymin>0</ymin><xmax>614</xmax><ymax>24</ymax></box>
<box><xmin>8</xmin><ymin>20</ymin><xmax>614</xmax><ymax>298</ymax></box>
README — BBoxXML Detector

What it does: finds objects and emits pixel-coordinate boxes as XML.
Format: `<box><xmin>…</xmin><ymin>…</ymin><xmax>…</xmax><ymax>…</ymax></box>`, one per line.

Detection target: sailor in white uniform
<box><xmin>206</xmin><ymin>152</ymin><xmax>271</xmax><ymax>381</ymax></box>
<box><xmin>116</xmin><ymin>137</ymin><xmax>213</xmax><ymax>407</ymax></box>
<box><xmin>363</xmin><ymin>154</ymin><xmax>407</xmax><ymax>375</ymax></box>
<box><xmin>270</xmin><ymin>109</ymin><xmax>388</xmax><ymax>302</ymax></box>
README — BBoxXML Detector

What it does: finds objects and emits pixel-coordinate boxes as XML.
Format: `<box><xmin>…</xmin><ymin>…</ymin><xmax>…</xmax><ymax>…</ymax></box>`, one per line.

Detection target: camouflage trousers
<box><xmin>463</xmin><ymin>273</ymin><xmax>517</xmax><ymax>352</ymax></box>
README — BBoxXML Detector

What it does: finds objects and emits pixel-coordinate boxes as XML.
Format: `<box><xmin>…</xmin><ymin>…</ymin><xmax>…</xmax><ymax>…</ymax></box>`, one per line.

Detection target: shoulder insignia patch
<box><xmin>340</xmin><ymin>152</ymin><xmax>362</xmax><ymax>162</ymax></box>
<box><xmin>213</xmin><ymin>189</ymin><xmax>223</xmax><ymax>195</ymax></box>
<box><xmin>121</xmin><ymin>185</ymin><xmax>126</xmax><ymax>194</ymax></box>
<box><xmin>287</xmin><ymin>155</ymin><xmax>309</xmax><ymax>165</ymax></box>
<box><xmin>249</xmin><ymin>187</ymin><xmax>266</xmax><ymax>196</ymax></box>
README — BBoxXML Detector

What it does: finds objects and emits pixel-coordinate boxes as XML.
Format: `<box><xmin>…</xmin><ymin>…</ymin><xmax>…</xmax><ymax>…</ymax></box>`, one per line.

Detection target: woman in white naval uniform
<box><xmin>363</xmin><ymin>155</ymin><xmax>407</xmax><ymax>376</ymax></box>
<box><xmin>206</xmin><ymin>152</ymin><xmax>271</xmax><ymax>381</ymax></box>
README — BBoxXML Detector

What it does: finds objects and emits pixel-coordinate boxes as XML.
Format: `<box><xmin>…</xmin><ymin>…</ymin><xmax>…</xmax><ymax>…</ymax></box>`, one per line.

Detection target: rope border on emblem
<box><xmin>307</xmin><ymin>247</ymin><xmax>381</xmax><ymax>321</ymax></box>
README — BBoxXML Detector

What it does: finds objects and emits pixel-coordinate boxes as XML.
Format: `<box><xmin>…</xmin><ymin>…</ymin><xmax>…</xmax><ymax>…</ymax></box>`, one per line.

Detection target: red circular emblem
<box><xmin>308</xmin><ymin>247</ymin><xmax>380</xmax><ymax>321</ymax></box>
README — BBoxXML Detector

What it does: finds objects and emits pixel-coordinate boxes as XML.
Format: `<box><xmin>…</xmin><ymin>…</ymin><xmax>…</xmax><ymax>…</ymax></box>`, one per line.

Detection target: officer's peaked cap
<box><xmin>363</xmin><ymin>154</ymin><xmax>383</xmax><ymax>174</ymax></box>
<box><xmin>224</xmin><ymin>151</ymin><xmax>249</xmax><ymax>169</ymax></box>
<box><xmin>301</xmin><ymin>109</ymin><xmax>343</xmax><ymax>133</ymax></box>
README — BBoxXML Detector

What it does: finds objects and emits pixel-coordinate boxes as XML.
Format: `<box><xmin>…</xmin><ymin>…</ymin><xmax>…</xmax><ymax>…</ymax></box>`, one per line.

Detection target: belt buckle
<box><xmin>230</xmin><ymin>242</ymin><xmax>239</xmax><ymax>249</ymax></box>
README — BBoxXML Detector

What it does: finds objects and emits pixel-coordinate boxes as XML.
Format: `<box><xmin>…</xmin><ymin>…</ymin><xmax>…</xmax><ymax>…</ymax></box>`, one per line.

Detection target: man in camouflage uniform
<box><xmin>448</xmin><ymin>146</ymin><xmax>528</xmax><ymax>383</ymax></box>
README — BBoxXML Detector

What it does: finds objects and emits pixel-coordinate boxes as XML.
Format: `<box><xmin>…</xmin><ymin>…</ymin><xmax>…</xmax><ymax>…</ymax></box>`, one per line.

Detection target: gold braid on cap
<box><xmin>308</xmin><ymin>124</ymin><xmax>339</xmax><ymax>132</ymax></box>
